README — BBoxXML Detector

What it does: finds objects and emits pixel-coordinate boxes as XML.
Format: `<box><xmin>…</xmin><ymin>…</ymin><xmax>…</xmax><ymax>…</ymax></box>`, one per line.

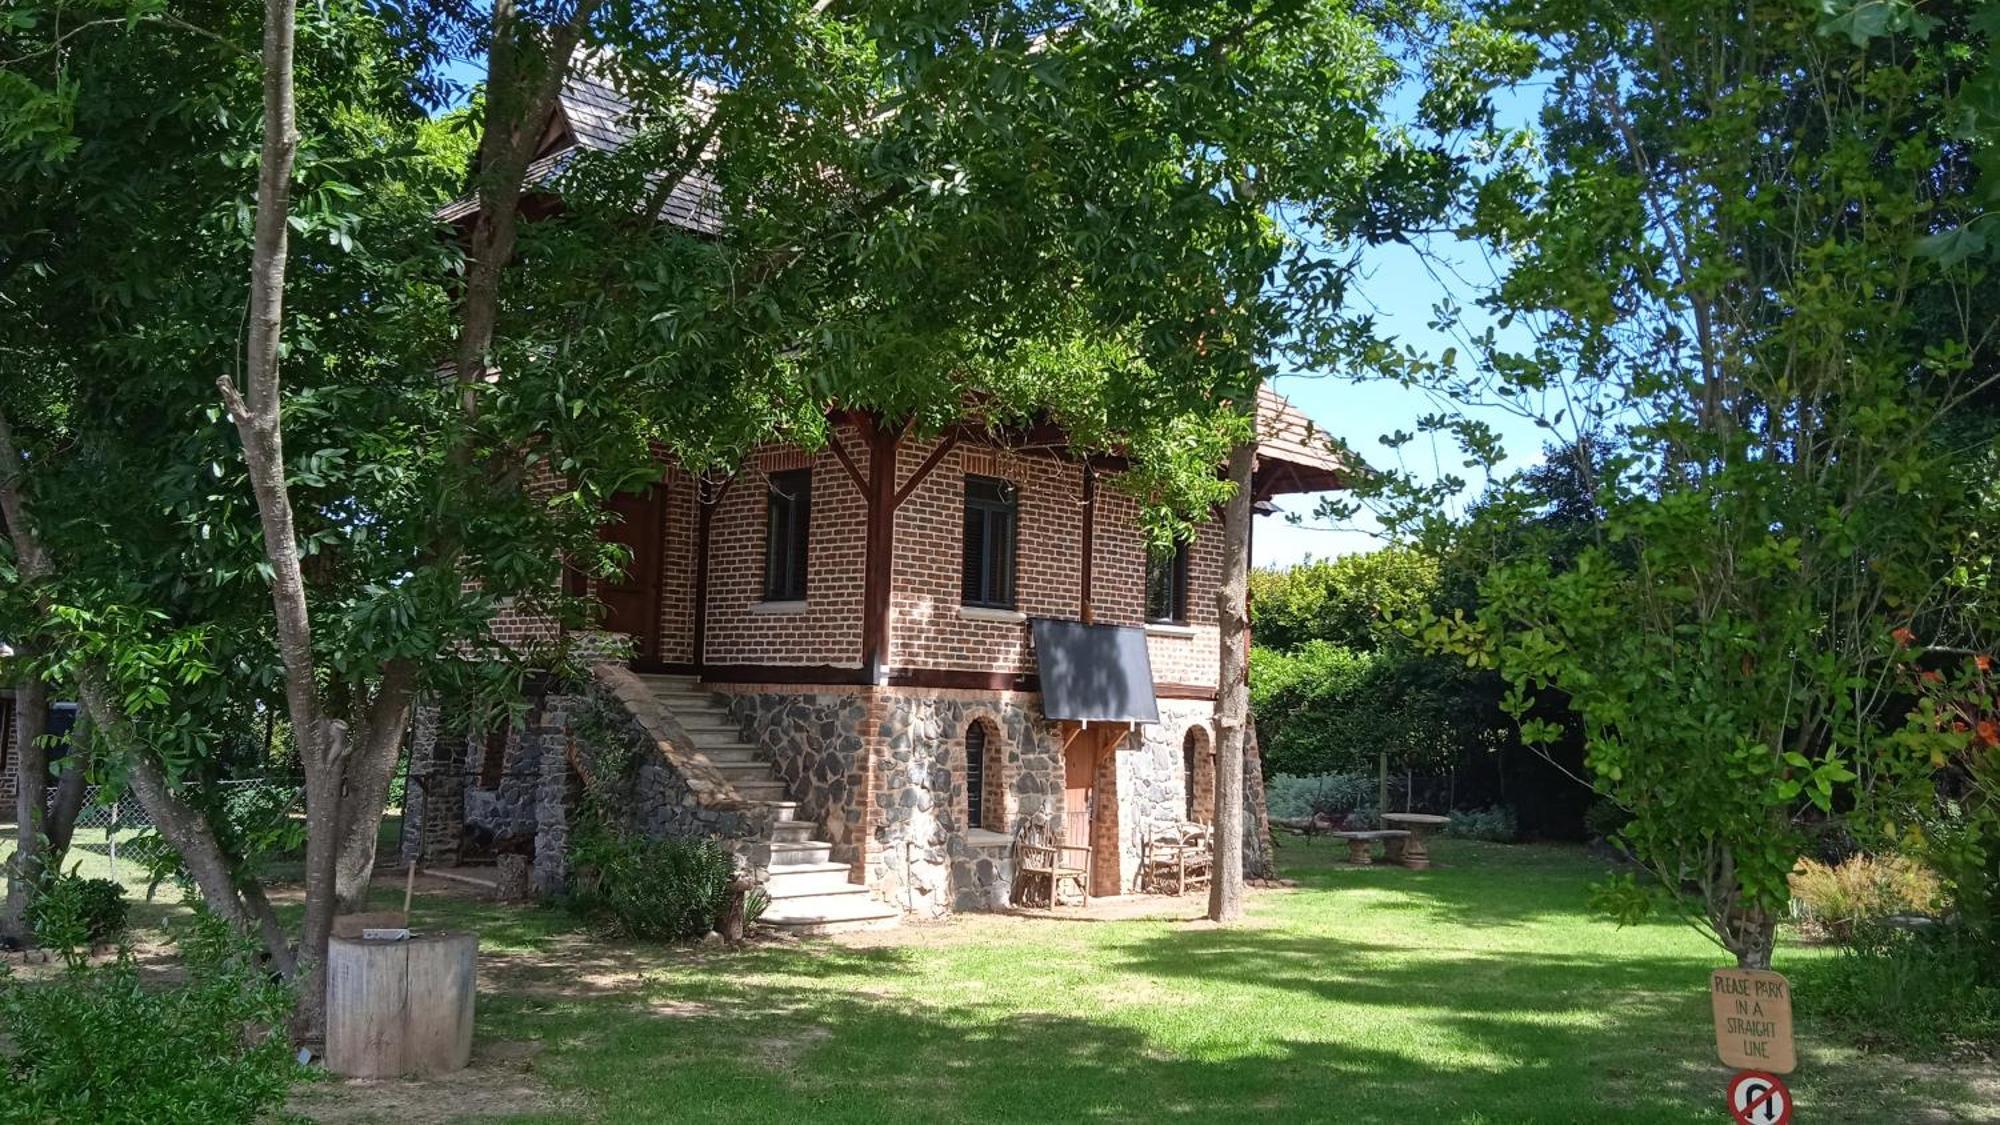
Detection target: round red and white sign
<box><xmin>1728</xmin><ymin>1070</ymin><xmax>1793</xmax><ymax>1125</ymax></box>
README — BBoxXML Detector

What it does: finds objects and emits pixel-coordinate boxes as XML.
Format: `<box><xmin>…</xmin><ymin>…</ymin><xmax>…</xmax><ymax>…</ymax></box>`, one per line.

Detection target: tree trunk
<box><xmin>332</xmin><ymin>671</ymin><xmax>416</xmax><ymax>913</ymax></box>
<box><xmin>2</xmin><ymin>665</ymin><xmax>50</xmax><ymax>942</ymax></box>
<box><xmin>1242</xmin><ymin>713</ymin><xmax>1275</xmax><ymax>880</ymax></box>
<box><xmin>44</xmin><ymin>744</ymin><xmax>89</xmax><ymax>856</ymax></box>
<box><xmin>43</xmin><ymin>721</ymin><xmax>91</xmax><ymax>864</ymax></box>
<box><xmin>1208</xmin><ymin>436</ymin><xmax>1256</xmax><ymax>923</ymax></box>
<box><xmin>2</xmin><ymin>407</ymin><xmax>292</xmax><ymax>969</ymax></box>
<box><xmin>293</xmin><ymin>738</ymin><xmax>347</xmax><ymax>1039</ymax></box>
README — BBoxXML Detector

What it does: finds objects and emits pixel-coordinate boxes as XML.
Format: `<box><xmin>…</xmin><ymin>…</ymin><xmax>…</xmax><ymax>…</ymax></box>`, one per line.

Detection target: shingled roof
<box><xmin>438</xmin><ymin>70</ymin><xmax>721</xmax><ymax>233</ymax></box>
<box><xmin>1253</xmin><ymin>386</ymin><xmax>1354</xmax><ymax>498</ymax></box>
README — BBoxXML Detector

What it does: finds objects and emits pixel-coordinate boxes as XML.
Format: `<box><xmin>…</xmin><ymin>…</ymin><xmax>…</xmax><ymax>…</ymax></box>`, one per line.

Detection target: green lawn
<box><xmin>296</xmin><ymin>837</ymin><xmax>1993</xmax><ymax>1124</ymax></box>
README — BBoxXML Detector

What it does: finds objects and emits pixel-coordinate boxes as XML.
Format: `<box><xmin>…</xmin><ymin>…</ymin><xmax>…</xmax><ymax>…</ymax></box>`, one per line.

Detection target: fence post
<box><xmin>108</xmin><ymin>801</ymin><xmax>118</xmax><ymax>882</ymax></box>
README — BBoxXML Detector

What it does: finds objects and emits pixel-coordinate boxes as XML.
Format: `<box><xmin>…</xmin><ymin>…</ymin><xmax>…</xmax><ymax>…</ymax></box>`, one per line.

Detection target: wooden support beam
<box><xmin>1080</xmin><ymin>462</ymin><xmax>1097</xmax><ymax>623</ymax></box>
<box><xmin>826</xmin><ymin>429</ymin><xmax>870</xmax><ymax>498</ymax></box>
<box><xmin>889</xmin><ymin>433</ymin><xmax>959</xmax><ymax>511</ymax></box>
<box><xmin>859</xmin><ymin>417</ymin><xmax>900</xmax><ymax>683</ymax></box>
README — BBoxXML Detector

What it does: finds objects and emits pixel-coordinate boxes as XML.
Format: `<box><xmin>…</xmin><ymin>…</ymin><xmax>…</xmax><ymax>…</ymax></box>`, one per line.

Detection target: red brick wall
<box><xmin>699</xmin><ymin>431</ymin><xmax>868</xmax><ymax>668</ymax></box>
<box><xmin>481</xmin><ymin>428</ymin><xmax>1226</xmax><ymax>693</ymax></box>
<box><xmin>656</xmin><ymin>467</ymin><xmax>698</xmax><ymax>665</ymax></box>
<box><xmin>888</xmin><ymin>440</ymin><xmax>1086</xmax><ymax>673</ymax></box>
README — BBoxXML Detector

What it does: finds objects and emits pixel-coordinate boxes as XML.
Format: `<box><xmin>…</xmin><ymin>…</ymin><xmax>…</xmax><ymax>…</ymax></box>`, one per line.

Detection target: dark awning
<box><xmin>1030</xmin><ymin>618</ymin><xmax>1160</xmax><ymax>725</ymax></box>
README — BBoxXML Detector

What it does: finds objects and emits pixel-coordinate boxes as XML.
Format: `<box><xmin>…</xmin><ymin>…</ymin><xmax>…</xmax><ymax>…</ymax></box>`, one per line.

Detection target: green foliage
<box><xmin>1581</xmin><ymin>798</ymin><xmax>1631</xmax><ymax>844</ymax></box>
<box><xmin>1796</xmin><ymin>923</ymin><xmax>2000</xmax><ymax>1055</ymax></box>
<box><xmin>25</xmin><ymin>871</ymin><xmax>128</xmax><ymax>959</ymax></box>
<box><xmin>1251</xmin><ymin>640</ymin><xmax>1482</xmax><ymax>777</ymax></box>
<box><xmin>1265</xmin><ymin>773</ymin><xmax>1377</xmax><ymax>822</ymax></box>
<box><xmin>1250</xmin><ymin>546</ymin><xmax>1443</xmax><ymax>653</ymax></box>
<box><xmin>1443</xmin><ymin>806</ymin><xmax>1516</xmax><ymax>843</ymax></box>
<box><xmin>1789</xmin><ymin>855</ymin><xmax>1944</xmax><ymax>943</ymax></box>
<box><xmin>0</xmin><ymin>911</ymin><xmax>297</xmax><ymax>1124</ymax></box>
<box><xmin>568</xmin><ymin>829</ymin><xmax>740</xmax><ymax>942</ymax></box>
<box><xmin>1386</xmin><ymin>1</ymin><xmax>2000</xmax><ymax>963</ymax></box>
<box><xmin>124</xmin><ymin>781</ymin><xmax>304</xmax><ymax>897</ymax></box>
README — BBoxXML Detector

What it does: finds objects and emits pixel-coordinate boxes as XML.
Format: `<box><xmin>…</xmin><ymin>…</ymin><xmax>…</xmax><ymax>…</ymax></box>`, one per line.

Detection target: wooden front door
<box><xmin>1063</xmin><ymin>726</ymin><xmax>1124</xmax><ymax>897</ymax></box>
<box><xmin>599</xmin><ymin>485</ymin><xmax>665</xmax><ymax>664</ymax></box>
<box><xmin>1063</xmin><ymin>735</ymin><xmax>1094</xmax><ymax>852</ymax></box>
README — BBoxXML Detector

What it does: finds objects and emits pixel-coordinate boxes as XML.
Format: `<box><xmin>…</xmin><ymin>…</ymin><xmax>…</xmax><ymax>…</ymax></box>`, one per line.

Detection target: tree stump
<box><xmin>326</xmin><ymin>932</ymin><xmax>477</xmax><ymax>1078</ymax></box>
<box><xmin>495</xmin><ymin>854</ymin><xmax>532</xmax><ymax>903</ymax></box>
<box><xmin>717</xmin><ymin>872</ymin><xmax>756</xmax><ymax>944</ymax></box>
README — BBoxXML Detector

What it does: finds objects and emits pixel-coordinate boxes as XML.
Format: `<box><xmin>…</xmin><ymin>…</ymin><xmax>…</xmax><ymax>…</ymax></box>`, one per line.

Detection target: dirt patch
<box><xmin>288</xmin><ymin>1040</ymin><xmax>570</xmax><ymax>1125</ymax></box>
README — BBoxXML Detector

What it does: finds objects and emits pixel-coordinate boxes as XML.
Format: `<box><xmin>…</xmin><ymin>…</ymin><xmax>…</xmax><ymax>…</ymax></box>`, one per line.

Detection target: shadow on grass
<box><xmin>478</xmin><ymin>942</ymin><xmax>1734</xmax><ymax>1124</ymax></box>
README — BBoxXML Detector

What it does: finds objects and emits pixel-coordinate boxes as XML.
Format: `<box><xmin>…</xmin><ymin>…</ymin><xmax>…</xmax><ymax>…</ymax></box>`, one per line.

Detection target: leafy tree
<box><xmin>1251</xmin><ymin>545</ymin><xmax>1443</xmax><ymax>652</ymax></box>
<box><xmin>1405</xmin><ymin>1</ymin><xmax>2000</xmax><ymax>967</ymax></box>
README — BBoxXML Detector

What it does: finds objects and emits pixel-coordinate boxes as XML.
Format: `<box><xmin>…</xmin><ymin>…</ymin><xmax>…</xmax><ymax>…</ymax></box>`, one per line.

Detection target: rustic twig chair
<box><xmin>1014</xmin><ymin>811</ymin><xmax>1092</xmax><ymax>908</ymax></box>
<box><xmin>1139</xmin><ymin>820</ymin><xmax>1214</xmax><ymax>896</ymax></box>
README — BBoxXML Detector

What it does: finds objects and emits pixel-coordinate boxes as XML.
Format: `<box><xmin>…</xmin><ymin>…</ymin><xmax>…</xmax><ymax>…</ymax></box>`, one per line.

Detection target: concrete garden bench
<box><xmin>1332</xmin><ymin>830</ymin><xmax>1410</xmax><ymax>865</ymax></box>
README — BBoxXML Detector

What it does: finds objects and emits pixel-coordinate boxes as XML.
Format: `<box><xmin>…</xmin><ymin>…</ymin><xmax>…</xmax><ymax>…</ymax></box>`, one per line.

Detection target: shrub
<box><xmin>1445</xmin><ymin>806</ymin><xmax>1517</xmax><ymax>843</ymax></box>
<box><xmin>27</xmin><ymin>871</ymin><xmax>129</xmax><ymax>955</ymax></box>
<box><xmin>0</xmin><ymin>911</ymin><xmax>297</xmax><ymax>1124</ymax></box>
<box><xmin>569</xmin><ymin>829</ymin><xmax>740</xmax><ymax>941</ymax></box>
<box><xmin>1266</xmin><ymin>773</ymin><xmax>1375</xmax><ymax>822</ymax></box>
<box><xmin>1582</xmin><ymin>798</ymin><xmax>1631</xmax><ymax>843</ymax></box>
<box><xmin>1795</xmin><ymin>922</ymin><xmax>2000</xmax><ymax>1054</ymax></box>
<box><xmin>1788</xmin><ymin>854</ymin><xmax>1943</xmax><ymax>942</ymax></box>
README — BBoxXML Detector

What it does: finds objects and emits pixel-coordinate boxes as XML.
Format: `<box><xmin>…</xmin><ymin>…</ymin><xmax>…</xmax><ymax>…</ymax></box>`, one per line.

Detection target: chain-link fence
<box><xmin>24</xmin><ymin>778</ymin><xmax>305</xmax><ymax>881</ymax></box>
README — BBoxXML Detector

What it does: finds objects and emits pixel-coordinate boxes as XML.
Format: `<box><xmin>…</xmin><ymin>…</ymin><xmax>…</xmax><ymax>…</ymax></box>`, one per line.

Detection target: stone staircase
<box><xmin>636</xmin><ymin>674</ymin><xmax>899</xmax><ymax>936</ymax></box>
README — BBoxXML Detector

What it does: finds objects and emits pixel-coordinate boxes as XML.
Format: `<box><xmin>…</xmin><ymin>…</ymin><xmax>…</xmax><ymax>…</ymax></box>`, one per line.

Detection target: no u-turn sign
<box><xmin>1728</xmin><ymin>1070</ymin><xmax>1793</xmax><ymax>1125</ymax></box>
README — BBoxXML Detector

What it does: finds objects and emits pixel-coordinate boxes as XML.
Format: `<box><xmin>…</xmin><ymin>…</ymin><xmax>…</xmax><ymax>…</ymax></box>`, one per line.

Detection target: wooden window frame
<box><xmin>762</xmin><ymin>468</ymin><xmax>813</xmax><ymax>603</ymax></box>
<box><xmin>965</xmin><ymin>721</ymin><xmax>988</xmax><ymax>830</ymax></box>
<box><xmin>961</xmin><ymin>475</ymin><xmax>1018</xmax><ymax>610</ymax></box>
<box><xmin>1146</xmin><ymin>538</ymin><xmax>1191</xmax><ymax>625</ymax></box>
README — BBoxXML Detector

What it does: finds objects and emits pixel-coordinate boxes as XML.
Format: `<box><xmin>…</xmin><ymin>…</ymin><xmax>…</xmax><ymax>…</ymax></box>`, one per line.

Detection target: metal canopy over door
<box><xmin>598</xmin><ymin>484</ymin><xmax>666</xmax><ymax>665</ymax></box>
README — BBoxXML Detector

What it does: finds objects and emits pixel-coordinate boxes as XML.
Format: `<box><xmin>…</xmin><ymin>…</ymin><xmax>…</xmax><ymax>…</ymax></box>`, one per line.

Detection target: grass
<box><xmin>300</xmin><ymin>837</ymin><xmax>1994</xmax><ymax>1124</ymax></box>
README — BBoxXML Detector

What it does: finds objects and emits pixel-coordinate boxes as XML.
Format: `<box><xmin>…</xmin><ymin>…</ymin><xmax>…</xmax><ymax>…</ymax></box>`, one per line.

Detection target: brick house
<box><xmin>400</xmin><ymin>76</ymin><xmax>1351</xmax><ymax>932</ymax></box>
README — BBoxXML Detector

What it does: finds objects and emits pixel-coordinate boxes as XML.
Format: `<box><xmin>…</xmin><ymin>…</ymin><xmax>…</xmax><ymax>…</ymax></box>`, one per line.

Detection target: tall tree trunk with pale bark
<box><xmin>1208</xmin><ymin>435</ymin><xmax>1256</xmax><ymax>923</ymax></box>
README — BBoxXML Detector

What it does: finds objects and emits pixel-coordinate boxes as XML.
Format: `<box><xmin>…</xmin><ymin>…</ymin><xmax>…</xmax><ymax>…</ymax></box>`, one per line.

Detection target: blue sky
<box><xmin>1254</xmin><ymin>235</ymin><xmax>1549</xmax><ymax>568</ymax></box>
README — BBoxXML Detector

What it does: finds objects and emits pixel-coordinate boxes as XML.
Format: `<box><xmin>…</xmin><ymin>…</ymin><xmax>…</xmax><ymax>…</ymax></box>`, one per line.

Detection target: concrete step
<box><xmin>765</xmin><ymin>839</ymin><xmax>833</xmax><ymax>865</ymax></box>
<box><xmin>750</xmin><ymin>800</ymin><xmax>801</xmax><ymax>822</ymax></box>
<box><xmin>732</xmin><ymin>779</ymin><xmax>791</xmax><ymax>801</ymax></box>
<box><xmin>636</xmin><ymin>673</ymin><xmax>700</xmax><ymax>689</ymax></box>
<box><xmin>768</xmin><ymin>820</ymin><xmax>817</xmax><ymax>842</ymax></box>
<box><xmin>646</xmin><ymin>689</ymin><xmax>726</xmax><ymax>711</ymax></box>
<box><xmin>759</xmin><ymin>890</ymin><xmax>901</xmax><ymax>936</ymax></box>
<box><xmin>764</xmin><ymin>861</ymin><xmax>856</xmax><ymax>896</ymax></box>
<box><xmin>712</xmin><ymin>760</ymin><xmax>777</xmax><ymax>779</ymax></box>
<box><xmin>694</xmin><ymin>748</ymin><xmax>763</xmax><ymax>766</ymax></box>
<box><xmin>688</xmin><ymin>734</ymin><xmax>762</xmax><ymax>756</ymax></box>
<box><xmin>675</xmin><ymin>716</ymin><xmax>743</xmax><ymax>735</ymax></box>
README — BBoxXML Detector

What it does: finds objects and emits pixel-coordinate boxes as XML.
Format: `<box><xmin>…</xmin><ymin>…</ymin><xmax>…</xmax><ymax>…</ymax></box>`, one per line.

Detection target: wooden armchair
<box><xmin>1014</xmin><ymin>811</ymin><xmax>1093</xmax><ymax>908</ymax></box>
<box><xmin>1139</xmin><ymin>821</ymin><xmax>1214</xmax><ymax>897</ymax></box>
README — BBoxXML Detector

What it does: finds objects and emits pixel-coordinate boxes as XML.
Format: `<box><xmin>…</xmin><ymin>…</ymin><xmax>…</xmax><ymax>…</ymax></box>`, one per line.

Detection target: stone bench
<box><xmin>1332</xmin><ymin>830</ymin><xmax>1411</xmax><ymax>866</ymax></box>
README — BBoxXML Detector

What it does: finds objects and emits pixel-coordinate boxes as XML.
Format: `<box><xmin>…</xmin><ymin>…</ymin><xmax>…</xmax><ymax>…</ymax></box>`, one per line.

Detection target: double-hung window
<box><xmin>763</xmin><ymin>469</ymin><xmax>812</xmax><ymax>602</ymax></box>
<box><xmin>961</xmin><ymin>476</ymin><xmax>1017</xmax><ymax>610</ymax></box>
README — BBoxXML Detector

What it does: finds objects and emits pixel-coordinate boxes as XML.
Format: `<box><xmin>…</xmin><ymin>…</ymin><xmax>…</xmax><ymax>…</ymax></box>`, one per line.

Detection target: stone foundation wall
<box><xmin>405</xmin><ymin>673</ymin><xmax>772</xmax><ymax>897</ymax></box>
<box><xmin>562</xmin><ymin>688</ymin><xmax>771</xmax><ymax>886</ymax></box>
<box><xmin>873</xmin><ymin>694</ymin><xmax>1064</xmax><ymax>918</ymax></box>
<box><xmin>1120</xmin><ymin>700</ymin><xmax>1217</xmax><ymax>881</ymax></box>
<box><xmin>723</xmin><ymin>691</ymin><xmax>869</xmax><ymax>866</ymax></box>
<box><xmin>724</xmin><ymin>687</ymin><xmax>1211</xmax><ymax>918</ymax></box>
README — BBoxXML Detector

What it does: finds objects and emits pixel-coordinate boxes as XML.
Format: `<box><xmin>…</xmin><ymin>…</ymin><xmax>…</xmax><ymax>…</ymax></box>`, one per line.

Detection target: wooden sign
<box><xmin>1711</xmin><ymin>968</ymin><xmax>1796</xmax><ymax>1074</ymax></box>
